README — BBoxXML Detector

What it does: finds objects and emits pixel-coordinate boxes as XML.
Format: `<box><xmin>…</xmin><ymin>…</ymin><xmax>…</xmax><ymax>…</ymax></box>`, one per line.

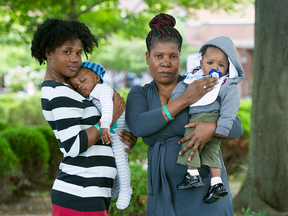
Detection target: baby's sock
<box><xmin>211</xmin><ymin>177</ymin><xmax>222</xmax><ymax>186</ymax></box>
<box><xmin>116</xmin><ymin>187</ymin><xmax>133</xmax><ymax>210</ymax></box>
<box><xmin>112</xmin><ymin>136</ymin><xmax>133</xmax><ymax>209</ymax></box>
<box><xmin>187</xmin><ymin>169</ymin><xmax>199</xmax><ymax>176</ymax></box>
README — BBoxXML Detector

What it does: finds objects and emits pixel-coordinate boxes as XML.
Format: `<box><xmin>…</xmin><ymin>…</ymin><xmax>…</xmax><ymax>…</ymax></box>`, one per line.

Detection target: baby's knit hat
<box><xmin>80</xmin><ymin>62</ymin><xmax>105</xmax><ymax>83</ymax></box>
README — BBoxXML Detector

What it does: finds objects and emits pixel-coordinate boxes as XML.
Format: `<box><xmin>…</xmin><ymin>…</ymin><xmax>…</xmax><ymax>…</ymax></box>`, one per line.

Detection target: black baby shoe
<box><xmin>203</xmin><ymin>183</ymin><xmax>228</xmax><ymax>203</ymax></box>
<box><xmin>177</xmin><ymin>173</ymin><xmax>204</xmax><ymax>190</ymax></box>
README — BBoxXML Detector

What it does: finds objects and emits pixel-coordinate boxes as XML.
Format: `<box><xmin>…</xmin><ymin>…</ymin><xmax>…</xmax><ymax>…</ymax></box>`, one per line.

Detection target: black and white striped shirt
<box><xmin>41</xmin><ymin>80</ymin><xmax>117</xmax><ymax>212</ymax></box>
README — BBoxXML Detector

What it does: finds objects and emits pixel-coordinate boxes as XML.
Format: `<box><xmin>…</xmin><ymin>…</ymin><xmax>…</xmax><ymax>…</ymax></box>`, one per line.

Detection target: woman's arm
<box><xmin>225</xmin><ymin>116</ymin><xmax>243</xmax><ymax>140</ymax></box>
<box><xmin>86</xmin><ymin>89</ymin><xmax>125</xmax><ymax>148</ymax></box>
<box><xmin>163</xmin><ymin>77</ymin><xmax>219</xmax><ymax>122</ymax></box>
<box><xmin>126</xmin><ymin>77</ymin><xmax>218</xmax><ymax>137</ymax></box>
<box><xmin>126</xmin><ymin>86</ymin><xmax>169</xmax><ymax>137</ymax></box>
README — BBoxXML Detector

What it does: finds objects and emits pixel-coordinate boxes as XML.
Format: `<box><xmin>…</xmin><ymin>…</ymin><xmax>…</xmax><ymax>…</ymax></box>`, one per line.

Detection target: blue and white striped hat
<box><xmin>80</xmin><ymin>62</ymin><xmax>105</xmax><ymax>83</ymax></box>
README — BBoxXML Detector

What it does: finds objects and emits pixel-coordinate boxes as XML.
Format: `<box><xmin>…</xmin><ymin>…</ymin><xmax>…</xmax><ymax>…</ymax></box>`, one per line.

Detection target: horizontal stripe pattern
<box><xmin>53</xmin><ymin>179</ymin><xmax>112</xmax><ymax>198</ymax></box>
<box><xmin>57</xmin><ymin>171</ymin><xmax>114</xmax><ymax>188</ymax></box>
<box><xmin>59</xmin><ymin>162</ymin><xmax>117</xmax><ymax>177</ymax></box>
<box><xmin>51</xmin><ymin>190</ymin><xmax>111</xmax><ymax>213</ymax></box>
<box><xmin>41</xmin><ymin>80</ymin><xmax>116</xmax><ymax>212</ymax></box>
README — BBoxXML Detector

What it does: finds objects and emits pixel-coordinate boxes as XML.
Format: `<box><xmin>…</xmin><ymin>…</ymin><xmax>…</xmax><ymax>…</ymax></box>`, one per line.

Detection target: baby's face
<box><xmin>70</xmin><ymin>67</ymin><xmax>101</xmax><ymax>98</ymax></box>
<box><xmin>200</xmin><ymin>47</ymin><xmax>229</xmax><ymax>77</ymax></box>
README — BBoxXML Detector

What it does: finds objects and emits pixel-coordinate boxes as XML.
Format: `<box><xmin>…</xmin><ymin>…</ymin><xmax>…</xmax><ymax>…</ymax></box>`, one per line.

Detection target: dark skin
<box><xmin>125</xmin><ymin>40</ymin><xmax>223</xmax><ymax>161</ymax></box>
<box><xmin>45</xmin><ymin>38</ymin><xmax>137</xmax><ymax>152</ymax></box>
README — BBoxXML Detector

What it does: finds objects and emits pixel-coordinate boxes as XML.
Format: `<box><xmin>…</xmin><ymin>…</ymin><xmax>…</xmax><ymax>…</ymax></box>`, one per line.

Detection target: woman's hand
<box><xmin>178</xmin><ymin>122</ymin><xmax>216</xmax><ymax>161</ymax></box>
<box><xmin>111</xmin><ymin>90</ymin><xmax>125</xmax><ymax>125</ymax></box>
<box><xmin>183</xmin><ymin>76</ymin><xmax>218</xmax><ymax>105</ymax></box>
<box><xmin>119</xmin><ymin>130</ymin><xmax>138</xmax><ymax>154</ymax></box>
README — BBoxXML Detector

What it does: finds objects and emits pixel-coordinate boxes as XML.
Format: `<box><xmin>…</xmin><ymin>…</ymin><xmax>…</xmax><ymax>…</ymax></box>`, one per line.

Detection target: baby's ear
<box><xmin>94</xmin><ymin>74</ymin><xmax>102</xmax><ymax>83</ymax></box>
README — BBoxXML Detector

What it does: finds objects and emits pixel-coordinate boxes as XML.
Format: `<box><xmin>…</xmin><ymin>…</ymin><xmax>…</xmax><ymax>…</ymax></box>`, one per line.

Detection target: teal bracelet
<box><xmin>94</xmin><ymin>124</ymin><xmax>101</xmax><ymax>139</ymax></box>
<box><xmin>162</xmin><ymin>105</ymin><xmax>174</xmax><ymax>121</ymax></box>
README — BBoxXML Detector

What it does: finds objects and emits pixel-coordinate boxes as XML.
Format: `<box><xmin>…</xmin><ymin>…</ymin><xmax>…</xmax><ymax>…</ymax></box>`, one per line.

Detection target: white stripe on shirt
<box><xmin>52</xmin><ymin>179</ymin><xmax>111</xmax><ymax>198</ymax></box>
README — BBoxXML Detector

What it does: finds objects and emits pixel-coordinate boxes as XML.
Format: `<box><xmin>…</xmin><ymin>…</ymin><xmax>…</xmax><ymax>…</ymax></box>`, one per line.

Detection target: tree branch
<box><xmin>97</xmin><ymin>0</ymin><xmax>143</xmax><ymax>39</ymax></box>
<box><xmin>72</xmin><ymin>0</ymin><xmax>107</xmax><ymax>20</ymax></box>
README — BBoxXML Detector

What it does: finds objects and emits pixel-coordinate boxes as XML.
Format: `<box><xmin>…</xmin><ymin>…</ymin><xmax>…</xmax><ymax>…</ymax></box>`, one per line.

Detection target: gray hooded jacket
<box><xmin>172</xmin><ymin>36</ymin><xmax>245</xmax><ymax>136</ymax></box>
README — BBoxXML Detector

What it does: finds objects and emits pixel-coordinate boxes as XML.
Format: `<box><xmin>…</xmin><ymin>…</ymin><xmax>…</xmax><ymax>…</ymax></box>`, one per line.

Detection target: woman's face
<box><xmin>45</xmin><ymin>39</ymin><xmax>82</xmax><ymax>82</ymax></box>
<box><xmin>146</xmin><ymin>41</ymin><xmax>180</xmax><ymax>86</ymax></box>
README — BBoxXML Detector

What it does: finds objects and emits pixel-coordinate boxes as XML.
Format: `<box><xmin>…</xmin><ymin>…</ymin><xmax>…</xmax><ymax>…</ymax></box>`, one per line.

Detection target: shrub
<box><xmin>237</xmin><ymin>99</ymin><xmax>252</xmax><ymax>140</ymax></box>
<box><xmin>128</xmin><ymin>137</ymin><xmax>148</xmax><ymax>163</ymax></box>
<box><xmin>109</xmin><ymin>164</ymin><xmax>148</xmax><ymax>216</ymax></box>
<box><xmin>0</xmin><ymin>92</ymin><xmax>47</xmax><ymax>128</ymax></box>
<box><xmin>0</xmin><ymin>92</ymin><xmax>17</xmax><ymax>103</ymax></box>
<box><xmin>0</xmin><ymin>127</ymin><xmax>50</xmax><ymax>184</ymax></box>
<box><xmin>0</xmin><ymin>93</ymin><xmax>16</xmax><ymax>122</ymax></box>
<box><xmin>0</xmin><ymin>136</ymin><xmax>19</xmax><ymax>179</ymax></box>
<box><xmin>0</xmin><ymin>121</ymin><xmax>10</xmax><ymax>131</ymax></box>
<box><xmin>32</xmin><ymin>125</ymin><xmax>62</xmax><ymax>180</ymax></box>
<box><xmin>242</xmin><ymin>207</ymin><xmax>267</xmax><ymax>216</ymax></box>
<box><xmin>8</xmin><ymin>92</ymin><xmax>47</xmax><ymax>127</ymax></box>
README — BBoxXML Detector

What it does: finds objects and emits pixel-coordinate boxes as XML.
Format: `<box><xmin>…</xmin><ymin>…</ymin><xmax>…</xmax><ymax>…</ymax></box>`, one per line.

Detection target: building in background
<box><xmin>119</xmin><ymin>1</ymin><xmax>254</xmax><ymax>95</ymax></box>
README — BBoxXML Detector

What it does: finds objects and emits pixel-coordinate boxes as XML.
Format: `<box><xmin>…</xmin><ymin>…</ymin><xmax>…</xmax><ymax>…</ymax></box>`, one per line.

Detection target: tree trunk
<box><xmin>233</xmin><ymin>0</ymin><xmax>288</xmax><ymax>215</ymax></box>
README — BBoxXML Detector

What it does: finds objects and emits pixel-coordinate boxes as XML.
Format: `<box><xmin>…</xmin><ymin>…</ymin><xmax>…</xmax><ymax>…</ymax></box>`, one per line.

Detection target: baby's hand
<box><xmin>101</xmin><ymin>128</ymin><xmax>112</xmax><ymax>144</ymax></box>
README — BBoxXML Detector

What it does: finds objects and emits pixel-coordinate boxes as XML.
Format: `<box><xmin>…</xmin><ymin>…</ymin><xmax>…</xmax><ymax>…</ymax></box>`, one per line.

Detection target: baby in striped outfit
<box><xmin>70</xmin><ymin>62</ymin><xmax>132</xmax><ymax>210</ymax></box>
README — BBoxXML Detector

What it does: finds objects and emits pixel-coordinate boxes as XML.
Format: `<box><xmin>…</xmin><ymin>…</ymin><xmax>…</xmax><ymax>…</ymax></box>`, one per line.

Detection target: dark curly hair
<box><xmin>31</xmin><ymin>18</ymin><xmax>98</xmax><ymax>65</ymax></box>
<box><xmin>201</xmin><ymin>45</ymin><xmax>219</xmax><ymax>56</ymax></box>
<box><xmin>146</xmin><ymin>13</ymin><xmax>182</xmax><ymax>53</ymax></box>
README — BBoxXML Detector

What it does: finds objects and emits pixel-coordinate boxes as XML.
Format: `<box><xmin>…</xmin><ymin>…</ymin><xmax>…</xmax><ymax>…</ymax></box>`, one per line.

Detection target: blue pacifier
<box><xmin>209</xmin><ymin>69</ymin><xmax>222</xmax><ymax>78</ymax></box>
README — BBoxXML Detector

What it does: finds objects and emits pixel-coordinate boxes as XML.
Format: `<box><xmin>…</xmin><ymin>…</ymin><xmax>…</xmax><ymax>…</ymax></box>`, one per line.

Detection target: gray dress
<box><xmin>126</xmin><ymin>76</ymin><xmax>241</xmax><ymax>216</ymax></box>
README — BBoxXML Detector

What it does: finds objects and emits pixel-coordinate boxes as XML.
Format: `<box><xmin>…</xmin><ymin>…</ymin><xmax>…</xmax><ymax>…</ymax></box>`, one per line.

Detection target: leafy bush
<box><xmin>0</xmin><ymin>92</ymin><xmax>47</xmax><ymax>127</ymax></box>
<box><xmin>0</xmin><ymin>93</ymin><xmax>17</xmax><ymax>122</ymax></box>
<box><xmin>237</xmin><ymin>99</ymin><xmax>252</xmax><ymax>140</ymax></box>
<box><xmin>0</xmin><ymin>92</ymin><xmax>18</xmax><ymax>103</ymax></box>
<box><xmin>128</xmin><ymin>137</ymin><xmax>148</xmax><ymax>163</ymax></box>
<box><xmin>0</xmin><ymin>136</ymin><xmax>19</xmax><ymax>179</ymax></box>
<box><xmin>0</xmin><ymin>121</ymin><xmax>10</xmax><ymax>131</ymax></box>
<box><xmin>109</xmin><ymin>164</ymin><xmax>148</xmax><ymax>216</ymax></box>
<box><xmin>0</xmin><ymin>127</ymin><xmax>50</xmax><ymax>184</ymax></box>
<box><xmin>242</xmin><ymin>207</ymin><xmax>267</xmax><ymax>216</ymax></box>
<box><xmin>8</xmin><ymin>92</ymin><xmax>47</xmax><ymax>127</ymax></box>
<box><xmin>32</xmin><ymin>125</ymin><xmax>62</xmax><ymax>180</ymax></box>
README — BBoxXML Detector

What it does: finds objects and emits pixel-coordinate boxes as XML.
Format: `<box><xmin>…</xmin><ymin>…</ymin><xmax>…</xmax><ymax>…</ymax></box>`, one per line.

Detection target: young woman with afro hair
<box><xmin>31</xmin><ymin>18</ymin><xmax>137</xmax><ymax>216</ymax></box>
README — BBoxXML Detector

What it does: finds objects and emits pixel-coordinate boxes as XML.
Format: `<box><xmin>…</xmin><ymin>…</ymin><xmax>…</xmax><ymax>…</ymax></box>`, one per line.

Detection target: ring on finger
<box><xmin>203</xmin><ymin>85</ymin><xmax>207</xmax><ymax>90</ymax></box>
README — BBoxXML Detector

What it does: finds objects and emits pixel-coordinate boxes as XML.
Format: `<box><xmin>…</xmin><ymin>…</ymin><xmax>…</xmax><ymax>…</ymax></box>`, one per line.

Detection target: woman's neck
<box><xmin>155</xmin><ymin>78</ymin><xmax>179</xmax><ymax>106</ymax></box>
<box><xmin>44</xmin><ymin>70</ymin><xmax>68</xmax><ymax>84</ymax></box>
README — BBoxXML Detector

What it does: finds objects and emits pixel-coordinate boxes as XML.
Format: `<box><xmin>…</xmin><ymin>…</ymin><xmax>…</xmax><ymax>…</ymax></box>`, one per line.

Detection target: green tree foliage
<box><xmin>0</xmin><ymin>0</ymin><xmax>252</xmax><ymax>80</ymax></box>
<box><xmin>0</xmin><ymin>0</ymin><xmax>252</xmax><ymax>43</ymax></box>
<box><xmin>89</xmin><ymin>35</ymin><xmax>195</xmax><ymax>75</ymax></box>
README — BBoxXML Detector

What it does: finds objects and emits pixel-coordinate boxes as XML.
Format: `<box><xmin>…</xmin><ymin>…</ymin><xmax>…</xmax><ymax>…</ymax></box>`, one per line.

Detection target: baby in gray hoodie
<box><xmin>172</xmin><ymin>36</ymin><xmax>245</xmax><ymax>204</ymax></box>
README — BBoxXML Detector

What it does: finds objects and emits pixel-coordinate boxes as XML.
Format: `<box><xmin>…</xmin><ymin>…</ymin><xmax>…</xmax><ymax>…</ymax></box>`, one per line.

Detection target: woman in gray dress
<box><xmin>125</xmin><ymin>13</ymin><xmax>242</xmax><ymax>216</ymax></box>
